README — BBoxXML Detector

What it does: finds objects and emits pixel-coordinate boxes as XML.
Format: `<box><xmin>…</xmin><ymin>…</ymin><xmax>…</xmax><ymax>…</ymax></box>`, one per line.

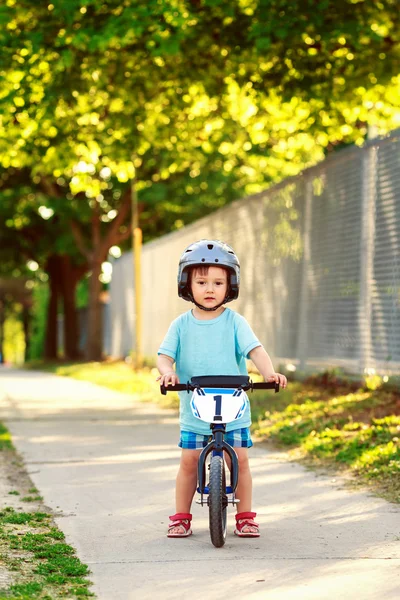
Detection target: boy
<box><xmin>157</xmin><ymin>239</ymin><xmax>287</xmax><ymax>538</ymax></box>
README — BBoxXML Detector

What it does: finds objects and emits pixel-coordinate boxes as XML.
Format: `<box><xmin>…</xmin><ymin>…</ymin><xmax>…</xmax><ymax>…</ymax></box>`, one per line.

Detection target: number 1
<box><xmin>214</xmin><ymin>395</ymin><xmax>222</xmax><ymax>416</ymax></box>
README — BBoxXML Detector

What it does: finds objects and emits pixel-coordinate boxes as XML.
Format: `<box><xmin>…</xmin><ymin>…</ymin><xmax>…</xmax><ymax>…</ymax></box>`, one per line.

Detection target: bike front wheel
<box><xmin>208</xmin><ymin>455</ymin><xmax>227</xmax><ymax>548</ymax></box>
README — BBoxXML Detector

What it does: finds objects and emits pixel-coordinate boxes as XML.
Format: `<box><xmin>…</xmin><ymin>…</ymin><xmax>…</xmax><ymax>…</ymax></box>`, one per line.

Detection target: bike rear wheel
<box><xmin>208</xmin><ymin>455</ymin><xmax>227</xmax><ymax>547</ymax></box>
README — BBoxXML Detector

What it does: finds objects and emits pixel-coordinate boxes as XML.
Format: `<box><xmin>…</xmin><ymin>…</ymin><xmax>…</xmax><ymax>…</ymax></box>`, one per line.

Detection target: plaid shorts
<box><xmin>179</xmin><ymin>428</ymin><xmax>253</xmax><ymax>449</ymax></box>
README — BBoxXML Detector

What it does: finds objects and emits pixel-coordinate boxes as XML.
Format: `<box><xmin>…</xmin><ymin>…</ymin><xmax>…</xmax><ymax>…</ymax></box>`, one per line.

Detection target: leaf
<box><xmin>61</xmin><ymin>49</ymin><xmax>74</xmax><ymax>68</ymax></box>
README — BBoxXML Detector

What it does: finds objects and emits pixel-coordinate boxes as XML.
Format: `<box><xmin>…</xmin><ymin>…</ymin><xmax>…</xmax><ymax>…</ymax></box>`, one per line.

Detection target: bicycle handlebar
<box><xmin>160</xmin><ymin>380</ymin><xmax>279</xmax><ymax>395</ymax></box>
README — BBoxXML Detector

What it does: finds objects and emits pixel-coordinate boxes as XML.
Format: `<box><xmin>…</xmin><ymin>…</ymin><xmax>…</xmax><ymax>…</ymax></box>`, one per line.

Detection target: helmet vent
<box><xmin>185</xmin><ymin>249</ymin><xmax>192</xmax><ymax>253</ymax></box>
<box><xmin>215</xmin><ymin>259</ymin><xmax>219</xmax><ymax>262</ymax></box>
<box><xmin>201</xmin><ymin>258</ymin><xmax>205</xmax><ymax>262</ymax></box>
<box><xmin>207</xmin><ymin>244</ymin><xmax>214</xmax><ymax>250</ymax></box>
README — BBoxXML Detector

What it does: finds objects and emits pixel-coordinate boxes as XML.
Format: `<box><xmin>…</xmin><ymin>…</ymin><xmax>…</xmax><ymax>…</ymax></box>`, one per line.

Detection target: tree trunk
<box><xmin>70</xmin><ymin>187</ymin><xmax>132</xmax><ymax>363</ymax></box>
<box><xmin>59</xmin><ymin>256</ymin><xmax>86</xmax><ymax>360</ymax></box>
<box><xmin>63</xmin><ymin>282</ymin><xmax>80</xmax><ymax>360</ymax></box>
<box><xmin>44</xmin><ymin>255</ymin><xmax>62</xmax><ymax>360</ymax></box>
<box><xmin>86</xmin><ymin>261</ymin><xmax>103</xmax><ymax>361</ymax></box>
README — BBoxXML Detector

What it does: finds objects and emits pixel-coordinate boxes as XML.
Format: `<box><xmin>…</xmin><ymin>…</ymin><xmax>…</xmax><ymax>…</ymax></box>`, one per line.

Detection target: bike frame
<box><xmin>196</xmin><ymin>422</ymin><xmax>239</xmax><ymax>507</ymax></box>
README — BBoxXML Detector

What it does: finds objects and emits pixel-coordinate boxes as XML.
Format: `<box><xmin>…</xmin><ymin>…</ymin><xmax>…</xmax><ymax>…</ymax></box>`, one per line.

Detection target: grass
<box><xmin>25</xmin><ymin>360</ymin><xmax>400</xmax><ymax>503</ymax></box>
<box><xmin>0</xmin><ymin>423</ymin><xmax>13</xmax><ymax>451</ymax></box>
<box><xmin>0</xmin><ymin>506</ymin><xmax>94</xmax><ymax>599</ymax></box>
<box><xmin>21</xmin><ymin>495</ymin><xmax>43</xmax><ymax>503</ymax></box>
<box><xmin>253</xmin><ymin>380</ymin><xmax>400</xmax><ymax>502</ymax></box>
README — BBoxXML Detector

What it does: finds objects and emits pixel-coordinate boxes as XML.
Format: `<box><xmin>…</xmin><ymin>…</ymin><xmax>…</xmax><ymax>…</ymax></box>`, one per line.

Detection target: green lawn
<box><xmin>253</xmin><ymin>382</ymin><xmax>400</xmax><ymax>502</ymax></box>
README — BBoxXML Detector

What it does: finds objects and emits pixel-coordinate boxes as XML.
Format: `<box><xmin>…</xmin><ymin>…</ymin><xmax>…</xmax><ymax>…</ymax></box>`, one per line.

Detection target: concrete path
<box><xmin>0</xmin><ymin>369</ymin><xmax>399</xmax><ymax>600</ymax></box>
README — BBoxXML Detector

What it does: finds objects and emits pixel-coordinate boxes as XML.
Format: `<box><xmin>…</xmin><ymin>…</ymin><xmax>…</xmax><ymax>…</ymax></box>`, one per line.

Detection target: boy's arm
<box><xmin>156</xmin><ymin>354</ymin><xmax>180</xmax><ymax>386</ymax></box>
<box><xmin>248</xmin><ymin>346</ymin><xmax>287</xmax><ymax>388</ymax></box>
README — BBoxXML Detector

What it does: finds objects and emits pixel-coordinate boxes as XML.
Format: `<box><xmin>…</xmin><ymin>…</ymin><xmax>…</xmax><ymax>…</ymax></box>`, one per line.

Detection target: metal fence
<box><xmin>106</xmin><ymin>128</ymin><xmax>400</xmax><ymax>375</ymax></box>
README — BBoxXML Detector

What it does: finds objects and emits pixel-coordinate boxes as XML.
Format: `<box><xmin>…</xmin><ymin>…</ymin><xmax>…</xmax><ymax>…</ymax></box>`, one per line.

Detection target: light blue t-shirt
<box><xmin>158</xmin><ymin>308</ymin><xmax>261</xmax><ymax>435</ymax></box>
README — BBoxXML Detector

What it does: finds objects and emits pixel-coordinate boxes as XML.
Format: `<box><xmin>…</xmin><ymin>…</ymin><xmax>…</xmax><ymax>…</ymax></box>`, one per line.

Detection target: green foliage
<box><xmin>3</xmin><ymin>304</ymin><xmax>25</xmax><ymax>365</ymax></box>
<box><xmin>27</xmin><ymin>284</ymin><xmax>49</xmax><ymax>361</ymax></box>
<box><xmin>364</xmin><ymin>374</ymin><xmax>383</xmax><ymax>391</ymax></box>
<box><xmin>0</xmin><ymin>423</ymin><xmax>13</xmax><ymax>450</ymax></box>
<box><xmin>1</xmin><ymin>0</ymin><xmax>400</xmax><ymax>236</ymax></box>
<box><xmin>76</xmin><ymin>277</ymin><xmax>89</xmax><ymax>309</ymax></box>
<box><xmin>353</xmin><ymin>440</ymin><xmax>400</xmax><ymax>478</ymax></box>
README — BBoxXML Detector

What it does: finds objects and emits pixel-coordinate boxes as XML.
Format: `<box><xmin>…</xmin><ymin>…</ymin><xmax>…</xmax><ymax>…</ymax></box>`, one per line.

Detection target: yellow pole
<box><xmin>134</xmin><ymin>227</ymin><xmax>143</xmax><ymax>369</ymax></box>
<box><xmin>131</xmin><ymin>176</ymin><xmax>143</xmax><ymax>369</ymax></box>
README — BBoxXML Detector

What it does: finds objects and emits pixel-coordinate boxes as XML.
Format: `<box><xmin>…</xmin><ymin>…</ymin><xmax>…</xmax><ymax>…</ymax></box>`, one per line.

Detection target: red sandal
<box><xmin>167</xmin><ymin>513</ymin><xmax>192</xmax><ymax>538</ymax></box>
<box><xmin>234</xmin><ymin>511</ymin><xmax>260</xmax><ymax>538</ymax></box>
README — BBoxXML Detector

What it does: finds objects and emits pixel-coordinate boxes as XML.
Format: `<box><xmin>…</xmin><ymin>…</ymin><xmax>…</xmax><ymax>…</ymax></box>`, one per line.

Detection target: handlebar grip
<box><xmin>252</xmin><ymin>382</ymin><xmax>280</xmax><ymax>393</ymax></box>
<box><xmin>160</xmin><ymin>383</ymin><xmax>188</xmax><ymax>395</ymax></box>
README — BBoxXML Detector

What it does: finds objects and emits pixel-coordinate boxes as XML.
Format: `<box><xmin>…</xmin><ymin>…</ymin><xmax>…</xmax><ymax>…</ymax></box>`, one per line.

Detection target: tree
<box><xmin>0</xmin><ymin>170</ymin><xmax>88</xmax><ymax>359</ymax></box>
<box><xmin>1</xmin><ymin>1</ymin><xmax>400</xmax><ymax>359</ymax></box>
<box><xmin>2</xmin><ymin>1</ymin><xmax>399</xmax><ymax>110</ymax></box>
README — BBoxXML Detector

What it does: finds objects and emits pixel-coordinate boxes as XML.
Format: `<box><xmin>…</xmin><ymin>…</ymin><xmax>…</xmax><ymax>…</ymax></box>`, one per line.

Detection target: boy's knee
<box><xmin>236</xmin><ymin>449</ymin><xmax>250</xmax><ymax>470</ymax></box>
<box><xmin>180</xmin><ymin>450</ymin><xmax>200</xmax><ymax>472</ymax></box>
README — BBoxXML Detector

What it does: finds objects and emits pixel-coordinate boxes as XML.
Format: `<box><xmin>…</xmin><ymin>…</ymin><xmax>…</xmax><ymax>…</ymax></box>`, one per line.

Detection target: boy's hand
<box><xmin>156</xmin><ymin>371</ymin><xmax>180</xmax><ymax>386</ymax></box>
<box><xmin>267</xmin><ymin>372</ymin><xmax>287</xmax><ymax>389</ymax></box>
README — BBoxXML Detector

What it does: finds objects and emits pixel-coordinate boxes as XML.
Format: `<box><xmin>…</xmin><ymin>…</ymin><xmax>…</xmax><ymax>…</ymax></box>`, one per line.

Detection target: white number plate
<box><xmin>190</xmin><ymin>388</ymin><xmax>248</xmax><ymax>424</ymax></box>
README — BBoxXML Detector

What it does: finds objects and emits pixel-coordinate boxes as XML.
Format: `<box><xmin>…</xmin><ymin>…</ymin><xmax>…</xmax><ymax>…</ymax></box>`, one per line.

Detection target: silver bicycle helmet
<box><xmin>178</xmin><ymin>239</ymin><xmax>240</xmax><ymax>310</ymax></box>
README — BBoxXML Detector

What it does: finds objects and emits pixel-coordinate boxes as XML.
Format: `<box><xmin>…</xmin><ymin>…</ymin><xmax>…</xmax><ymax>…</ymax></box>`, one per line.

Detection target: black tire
<box><xmin>208</xmin><ymin>455</ymin><xmax>227</xmax><ymax>548</ymax></box>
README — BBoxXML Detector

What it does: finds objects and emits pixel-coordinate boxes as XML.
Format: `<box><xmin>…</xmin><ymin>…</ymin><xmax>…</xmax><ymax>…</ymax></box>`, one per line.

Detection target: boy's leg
<box><xmin>226</xmin><ymin>446</ymin><xmax>258</xmax><ymax>535</ymax></box>
<box><xmin>176</xmin><ymin>448</ymin><xmax>200</xmax><ymax>512</ymax></box>
<box><xmin>169</xmin><ymin>449</ymin><xmax>201</xmax><ymax>536</ymax></box>
<box><xmin>234</xmin><ymin>447</ymin><xmax>253</xmax><ymax>513</ymax></box>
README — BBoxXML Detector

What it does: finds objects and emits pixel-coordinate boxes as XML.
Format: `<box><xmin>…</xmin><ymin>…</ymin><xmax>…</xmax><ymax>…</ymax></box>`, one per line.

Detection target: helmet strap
<box><xmin>188</xmin><ymin>292</ymin><xmax>227</xmax><ymax>312</ymax></box>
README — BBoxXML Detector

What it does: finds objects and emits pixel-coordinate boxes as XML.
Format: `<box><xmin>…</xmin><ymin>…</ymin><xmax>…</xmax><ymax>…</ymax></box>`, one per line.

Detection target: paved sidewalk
<box><xmin>0</xmin><ymin>369</ymin><xmax>399</xmax><ymax>600</ymax></box>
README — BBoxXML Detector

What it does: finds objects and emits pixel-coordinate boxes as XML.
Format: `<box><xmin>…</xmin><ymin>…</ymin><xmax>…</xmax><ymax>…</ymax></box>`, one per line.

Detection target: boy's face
<box><xmin>191</xmin><ymin>266</ymin><xmax>228</xmax><ymax>309</ymax></box>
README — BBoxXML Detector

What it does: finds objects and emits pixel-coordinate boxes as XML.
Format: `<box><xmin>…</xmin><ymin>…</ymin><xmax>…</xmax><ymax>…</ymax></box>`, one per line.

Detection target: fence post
<box><xmin>296</xmin><ymin>178</ymin><xmax>313</xmax><ymax>371</ymax></box>
<box><xmin>358</xmin><ymin>144</ymin><xmax>377</xmax><ymax>374</ymax></box>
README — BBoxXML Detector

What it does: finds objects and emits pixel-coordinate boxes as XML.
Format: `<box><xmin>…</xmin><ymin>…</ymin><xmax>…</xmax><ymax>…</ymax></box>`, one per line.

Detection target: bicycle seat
<box><xmin>190</xmin><ymin>375</ymin><xmax>250</xmax><ymax>388</ymax></box>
